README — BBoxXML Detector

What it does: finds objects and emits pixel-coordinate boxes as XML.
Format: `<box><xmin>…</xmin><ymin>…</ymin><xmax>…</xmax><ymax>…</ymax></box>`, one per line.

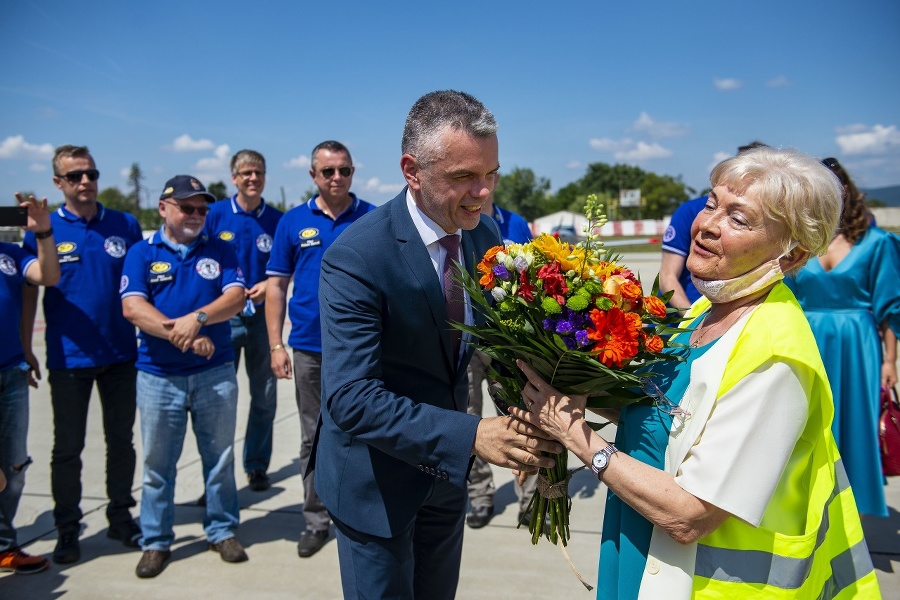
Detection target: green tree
<box><xmin>97</xmin><ymin>187</ymin><xmax>133</xmax><ymax>212</ymax></box>
<box><xmin>492</xmin><ymin>167</ymin><xmax>552</xmax><ymax>222</ymax></box>
<box><xmin>207</xmin><ymin>180</ymin><xmax>228</xmax><ymax>200</ymax></box>
<box><xmin>127</xmin><ymin>163</ymin><xmax>144</xmax><ymax>212</ymax></box>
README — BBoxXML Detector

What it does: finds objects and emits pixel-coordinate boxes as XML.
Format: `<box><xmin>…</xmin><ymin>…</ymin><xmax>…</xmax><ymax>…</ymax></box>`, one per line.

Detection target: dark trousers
<box><xmin>333</xmin><ymin>479</ymin><xmax>467</xmax><ymax>600</ymax></box>
<box><xmin>49</xmin><ymin>361</ymin><xmax>138</xmax><ymax>530</ymax></box>
<box><xmin>292</xmin><ymin>350</ymin><xmax>329</xmax><ymax>531</ymax></box>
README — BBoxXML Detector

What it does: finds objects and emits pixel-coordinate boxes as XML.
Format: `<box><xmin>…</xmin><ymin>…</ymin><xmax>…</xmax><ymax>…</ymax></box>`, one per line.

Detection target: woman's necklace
<box><xmin>690</xmin><ymin>303</ymin><xmax>755</xmax><ymax>348</ymax></box>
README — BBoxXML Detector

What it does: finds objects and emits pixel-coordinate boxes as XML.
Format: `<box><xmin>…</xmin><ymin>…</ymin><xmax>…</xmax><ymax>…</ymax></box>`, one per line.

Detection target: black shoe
<box><xmin>107</xmin><ymin>519</ymin><xmax>142</xmax><ymax>548</ymax></box>
<box><xmin>208</xmin><ymin>537</ymin><xmax>248</xmax><ymax>563</ymax></box>
<box><xmin>465</xmin><ymin>506</ymin><xmax>494</xmax><ymax>529</ymax></box>
<box><xmin>247</xmin><ymin>470</ymin><xmax>271</xmax><ymax>492</ymax></box>
<box><xmin>52</xmin><ymin>527</ymin><xmax>80</xmax><ymax>564</ymax></box>
<box><xmin>135</xmin><ymin>550</ymin><xmax>171</xmax><ymax>578</ymax></box>
<box><xmin>297</xmin><ymin>529</ymin><xmax>329</xmax><ymax>558</ymax></box>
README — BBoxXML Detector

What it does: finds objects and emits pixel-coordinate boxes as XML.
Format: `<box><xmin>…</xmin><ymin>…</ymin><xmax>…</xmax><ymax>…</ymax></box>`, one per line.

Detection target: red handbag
<box><xmin>880</xmin><ymin>386</ymin><xmax>900</xmax><ymax>476</ymax></box>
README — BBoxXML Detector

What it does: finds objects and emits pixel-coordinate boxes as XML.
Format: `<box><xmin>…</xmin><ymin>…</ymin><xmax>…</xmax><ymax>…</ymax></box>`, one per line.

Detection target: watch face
<box><xmin>592</xmin><ymin>451</ymin><xmax>608</xmax><ymax>471</ymax></box>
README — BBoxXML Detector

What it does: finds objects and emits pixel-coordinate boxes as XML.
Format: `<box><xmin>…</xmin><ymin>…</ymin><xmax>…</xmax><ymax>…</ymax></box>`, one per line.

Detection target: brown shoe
<box><xmin>135</xmin><ymin>550</ymin><xmax>171</xmax><ymax>578</ymax></box>
<box><xmin>208</xmin><ymin>537</ymin><xmax>248</xmax><ymax>563</ymax></box>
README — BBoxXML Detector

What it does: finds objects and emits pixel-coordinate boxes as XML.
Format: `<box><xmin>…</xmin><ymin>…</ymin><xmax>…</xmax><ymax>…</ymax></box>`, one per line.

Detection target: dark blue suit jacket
<box><xmin>315</xmin><ymin>190</ymin><xmax>502</xmax><ymax>538</ymax></box>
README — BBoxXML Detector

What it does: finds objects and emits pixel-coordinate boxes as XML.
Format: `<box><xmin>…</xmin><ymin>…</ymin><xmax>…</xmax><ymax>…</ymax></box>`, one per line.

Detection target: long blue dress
<box><xmin>785</xmin><ymin>227</ymin><xmax>900</xmax><ymax>517</ymax></box>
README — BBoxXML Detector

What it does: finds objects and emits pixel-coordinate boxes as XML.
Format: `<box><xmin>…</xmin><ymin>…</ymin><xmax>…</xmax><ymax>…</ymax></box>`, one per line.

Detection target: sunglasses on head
<box><xmin>57</xmin><ymin>169</ymin><xmax>100</xmax><ymax>184</ymax></box>
<box><xmin>162</xmin><ymin>200</ymin><xmax>209</xmax><ymax>216</ymax></box>
<box><xmin>320</xmin><ymin>166</ymin><xmax>352</xmax><ymax>179</ymax></box>
<box><xmin>821</xmin><ymin>157</ymin><xmax>840</xmax><ymax>170</ymax></box>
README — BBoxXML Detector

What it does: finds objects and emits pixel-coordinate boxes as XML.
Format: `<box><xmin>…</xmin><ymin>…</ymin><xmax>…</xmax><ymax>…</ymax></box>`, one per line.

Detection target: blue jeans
<box><xmin>136</xmin><ymin>363</ymin><xmax>239</xmax><ymax>551</ymax></box>
<box><xmin>230</xmin><ymin>311</ymin><xmax>277</xmax><ymax>474</ymax></box>
<box><xmin>0</xmin><ymin>366</ymin><xmax>30</xmax><ymax>552</ymax></box>
<box><xmin>49</xmin><ymin>361</ymin><xmax>137</xmax><ymax>530</ymax></box>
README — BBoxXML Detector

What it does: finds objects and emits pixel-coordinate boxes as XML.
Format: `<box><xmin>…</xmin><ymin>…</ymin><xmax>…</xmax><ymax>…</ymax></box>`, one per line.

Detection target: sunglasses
<box><xmin>57</xmin><ymin>169</ymin><xmax>100</xmax><ymax>184</ymax></box>
<box><xmin>821</xmin><ymin>157</ymin><xmax>840</xmax><ymax>170</ymax></box>
<box><xmin>320</xmin><ymin>166</ymin><xmax>352</xmax><ymax>179</ymax></box>
<box><xmin>162</xmin><ymin>200</ymin><xmax>209</xmax><ymax>216</ymax></box>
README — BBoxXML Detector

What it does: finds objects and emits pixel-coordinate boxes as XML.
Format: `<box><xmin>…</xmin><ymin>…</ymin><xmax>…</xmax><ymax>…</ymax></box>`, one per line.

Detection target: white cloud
<box><xmin>766</xmin><ymin>76</ymin><xmax>790</xmax><ymax>88</ymax></box>
<box><xmin>631</xmin><ymin>111</ymin><xmax>689</xmax><ymax>138</ymax></box>
<box><xmin>119</xmin><ymin>167</ymin><xmax>131</xmax><ymax>179</ymax></box>
<box><xmin>615</xmin><ymin>141</ymin><xmax>672</xmax><ymax>161</ymax></box>
<box><xmin>364</xmin><ymin>177</ymin><xmax>404</xmax><ymax>194</ymax></box>
<box><xmin>195</xmin><ymin>144</ymin><xmax>232</xmax><ymax>172</ymax></box>
<box><xmin>589</xmin><ymin>137</ymin><xmax>633</xmax><ymax>152</ymax></box>
<box><xmin>835</xmin><ymin>124</ymin><xmax>900</xmax><ymax>156</ymax></box>
<box><xmin>714</xmin><ymin>78</ymin><xmax>742</xmax><ymax>91</ymax></box>
<box><xmin>566</xmin><ymin>160</ymin><xmax>583</xmax><ymax>169</ymax></box>
<box><xmin>171</xmin><ymin>134</ymin><xmax>216</xmax><ymax>152</ymax></box>
<box><xmin>284</xmin><ymin>154</ymin><xmax>311</xmax><ymax>169</ymax></box>
<box><xmin>0</xmin><ymin>135</ymin><xmax>54</xmax><ymax>160</ymax></box>
<box><xmin>707</xmin><ymin>151</ymin><xmax>731</xmax><ymax>173</ymax></box>
<box><xmin>29</xmin><ymin>163</ymin><xmax>48</xmax><ymax>172</ymax></box>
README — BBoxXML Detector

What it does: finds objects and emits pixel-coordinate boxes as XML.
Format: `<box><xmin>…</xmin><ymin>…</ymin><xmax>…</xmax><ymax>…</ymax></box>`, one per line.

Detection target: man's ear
<box><xmin>400</xmin><ymin>154</ymin><xmax>421</xmax><ymax>191</ymax></box>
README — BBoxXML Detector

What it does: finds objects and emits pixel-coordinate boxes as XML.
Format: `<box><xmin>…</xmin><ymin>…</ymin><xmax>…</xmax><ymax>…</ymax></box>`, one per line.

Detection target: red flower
<box><xmin>537</xmin><ymin>262</ymin><xmax>568</xmax><ymax>304</ymax></box>
<box><xmin>517</xmin><ymin>269</ymin><xmax>535</xmax><ymax>302</ymax></box>
<box><xmin>586</xmin><ymin>307</ymin><xmax>639</xmax><ymax>367</ymax></box>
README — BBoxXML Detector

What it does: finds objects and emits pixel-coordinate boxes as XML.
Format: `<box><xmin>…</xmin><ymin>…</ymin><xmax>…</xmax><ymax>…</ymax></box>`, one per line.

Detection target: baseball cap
<box><xmin>159</xmin><ymin>175</ymin><xmax>216</xmax><ymax>203</ymax></box>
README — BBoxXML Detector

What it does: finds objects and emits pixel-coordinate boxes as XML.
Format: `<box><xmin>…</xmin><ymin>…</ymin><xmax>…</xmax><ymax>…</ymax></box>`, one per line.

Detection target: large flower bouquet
<box><xmin>455</xmin><ymin>195</ymin><xmax>683</xmax><ymax>549</ymax></box>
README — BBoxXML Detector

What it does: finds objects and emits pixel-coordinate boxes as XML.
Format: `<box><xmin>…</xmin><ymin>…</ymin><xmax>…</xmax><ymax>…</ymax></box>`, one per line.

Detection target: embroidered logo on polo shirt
<box><xmin>56</xmin><ymin>241</ymin><xmax>80</xmax><ymax>264</ymax></box>
<box><xmin>119</xmin><ymin>275</ymin><xmax>129</xmax><ymax>292</ymax></box>
<box><xmin>299</xmin><ymin>228</ymin><xmax>319</xmax><ymax>239</ymax></box>
<box><xmin>0</xmin><ymin>254</ymin><xmax>16</xmax><ymax>276</ymax></box>
<box><xmin>662</xmin><ymin>225</ymin><xmax>676</xmax><ymax>244</ymax></box>
<box><xmin>256</xmin><ymin>233</ymin><xmax>273</xmax><ymax>253</ymax></box>
<box><xmin>150</xmin><ymin>262</ymin><xmax>171</xmax><ymax>274</ymax></box>
<box><xmin>149</xmin><ymin>261</ymin><xmax>174</xmax><ymax>284</ymax></box>
<box><xmin>196</xmin><ymin>258</ymin><xmax>221</xmax><ymax>280</ymax></box>
<box><xmin>218</xmin><ymin>231</ymin><xmax>235</xmax><ymax>242</ymax></box>
<box><xmin>104</xmin><ymin>236</ymin><xmax>127</xmax><ymax>258</ymax></box>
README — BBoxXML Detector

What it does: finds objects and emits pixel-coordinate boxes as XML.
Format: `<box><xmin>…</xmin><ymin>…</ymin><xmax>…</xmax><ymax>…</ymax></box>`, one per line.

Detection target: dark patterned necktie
<box><xmin>439</xmin><ymin>234</ymin><xmax>464</xmax><ymax>362</ymax></box>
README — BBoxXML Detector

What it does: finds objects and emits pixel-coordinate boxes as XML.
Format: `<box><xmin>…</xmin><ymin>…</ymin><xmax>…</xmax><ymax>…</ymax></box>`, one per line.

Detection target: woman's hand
<box><xmin>512</xmin><ymin>359</ymin><xmax>588</xmax><ymax>445</ymax></box>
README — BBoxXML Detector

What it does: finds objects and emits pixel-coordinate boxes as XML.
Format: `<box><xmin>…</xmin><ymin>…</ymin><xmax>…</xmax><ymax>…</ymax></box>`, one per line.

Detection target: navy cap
<box><xmin>159</xmin><ymin>175</ymin><xmax>216</xmax><ymax>203</ymax></box>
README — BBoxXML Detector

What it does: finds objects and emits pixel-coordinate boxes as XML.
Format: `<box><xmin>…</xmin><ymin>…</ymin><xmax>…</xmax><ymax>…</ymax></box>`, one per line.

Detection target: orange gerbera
<box><xmin>586</xmin><ymin>307</ymin><xmax>640</xmax><ymax>368</ymax></box>
<box><xmin>645</xmin><ymin>334</ymin><xmax>664</xmax><ymax>353</ymax></box>
<box><xmin>477</xmin><ymin>246</ymin><xmax>503</xmax><ymax>288</ymax></box>
<box><xmin>643</xmin><ymin>295</ymin><xmax>667</xmax><ymax>318</ymax></box>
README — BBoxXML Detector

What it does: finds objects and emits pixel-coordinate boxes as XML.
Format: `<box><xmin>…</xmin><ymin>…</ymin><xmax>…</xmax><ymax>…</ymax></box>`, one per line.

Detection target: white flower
<box><xmin>491</xmin><ymin>287</ymin><xmax>507</xmax><ymax>302</ymax></box>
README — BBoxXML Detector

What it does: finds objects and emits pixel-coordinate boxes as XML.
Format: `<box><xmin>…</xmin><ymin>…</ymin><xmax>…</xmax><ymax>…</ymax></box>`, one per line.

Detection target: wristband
<box><xmin>35</xmin><ymin>228</ymin><xmax>54</xmax><ymax>240</ymax></box>
<box><xmin>270</xmin><ymin>344</ymin><xmax>285</xmax><ymax>353</ymax></box>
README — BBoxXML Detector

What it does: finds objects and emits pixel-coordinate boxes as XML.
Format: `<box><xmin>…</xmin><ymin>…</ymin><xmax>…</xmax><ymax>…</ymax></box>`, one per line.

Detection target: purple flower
<box><xmin>514</xmin><ymin>255</ymin><xmax>529</xmax><ymax>273</ymax></box>
<box><xmin>575</xmin><ymin>330</ymin><xmax>591</xmax><ymax>347</ymax></box>
<box><xmin>493</xmin><ymin>264</ymin><xmax>511</xmax><ymax>279</ymax></box>
<box><xmin>561</xmin><ymin>336</ymin><xmax>577</xmax><ymax>350</ymax></box>
<box><xmin>542</xmin><ymin>318</ymin><xmax>555</xmax><ymax>331</ymax></box>
<box><xmin>556</xmin><ymin>320</ymin><xmax>575</xmax><ymax>335</ymax></box>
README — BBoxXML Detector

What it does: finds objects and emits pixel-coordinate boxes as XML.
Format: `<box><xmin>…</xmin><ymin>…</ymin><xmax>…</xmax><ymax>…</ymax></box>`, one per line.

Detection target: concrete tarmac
<box><xmin>1</xmin><ymin>252</ymin><xmax>898</xmax><ymax>599</ymax></box>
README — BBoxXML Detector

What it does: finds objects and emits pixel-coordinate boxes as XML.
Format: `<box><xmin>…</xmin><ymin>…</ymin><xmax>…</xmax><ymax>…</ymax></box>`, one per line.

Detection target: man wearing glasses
<box><xmin>22</xmin><ymin>145</ymin><xmax>144</xmax><ymax>564</ymax></box>
<box><xmin>205</xmin><ymin>150</ymin><xmax>283</xmax><ymax>493</ymax></box>
<box><xmin>265</xmin><ymin>140</ymin><xmax>374</xmax><ymax>558</ymax></box>
<box><xmin>121</xmin><ymin>175</ymin><xmax>247</xmax><ymax>578</ymax></box>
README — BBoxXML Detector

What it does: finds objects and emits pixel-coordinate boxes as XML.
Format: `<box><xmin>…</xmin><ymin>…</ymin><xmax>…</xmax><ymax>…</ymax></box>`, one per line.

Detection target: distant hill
<box><xmin>863</xmin><ymin>185</ymin><xmax>900</xmax><ymax>207</ymax></box>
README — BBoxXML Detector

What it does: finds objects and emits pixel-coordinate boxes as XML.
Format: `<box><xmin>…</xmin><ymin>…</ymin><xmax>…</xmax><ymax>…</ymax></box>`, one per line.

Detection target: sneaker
<box><xmin>465</xmin><ymin>505</ymin><xmax>494</xmax><ymax>529</ymax></box>
<box><xmin>208</xmin><ymin>537</ymin><xmax>248</xmax><ymax>563</ymax></box>
<box><xmin>52</xmin><ymin>527</ymin><xmax>80</xmax><ymax>564</ymax></box>
<box><xmin>107</xmin><ymin>519</ymin><xmax>142</xmax><ymax>548</ymax></box>
<box><xmin>247</xmin><ymin>470</ymin><xmax>271</xmax><ymax>492</ymax></box>
<box><xmin>297</xmin><ymin>529</ymin><xmax>329</xmax><ymax>558</ymax></box>
<box><xmin>135</xmin><ymin>550</ymin><xmax>171</xmax><ymax>578</ymax></box>
<box><xmin>0</xmin><ymin>548</ymin><xmax>50</xmax><ymax>575</ymax></box>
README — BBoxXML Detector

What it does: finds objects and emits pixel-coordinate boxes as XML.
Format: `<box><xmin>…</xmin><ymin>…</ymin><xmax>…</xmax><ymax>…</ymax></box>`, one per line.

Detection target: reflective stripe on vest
<box><xmin>696</xmin><ymin>460</ymin><xmax>874</xmax><ymax>595</ymax></box>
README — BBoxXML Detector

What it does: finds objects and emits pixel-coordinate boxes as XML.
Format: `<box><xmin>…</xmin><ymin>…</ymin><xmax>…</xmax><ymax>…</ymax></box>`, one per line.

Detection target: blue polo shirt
<box><xmin>23</xmin><ymin>204</ymin><xmax>144</xmax><ymax>370</ymax></box>
<box><xmin>492</xmin><ymin>205</ymin><xmax>532</xmax><ymax>244</ymax></box>
<box><xmin>0</xmin><ymin>242</ymin><xmax>37</xmax><ymax>371</ymax></box>
<box><xmin>266</xmin><ymin>193</ymin><xmax>375</xmax><ymax>352</ymax></box>
<box><xmin>120</xmin><ymin>229</ymin><xmax>246</xmax><ymax>376</ymax></box>
<box><xmin>661</xmin><ymin>196</ymin><xmax>707</xmax><ymax>304</ymax></box>
<box><xmin>204</xmin><ymin>196</ymin><xmax>283</xmax><ymax>301</ymax></box>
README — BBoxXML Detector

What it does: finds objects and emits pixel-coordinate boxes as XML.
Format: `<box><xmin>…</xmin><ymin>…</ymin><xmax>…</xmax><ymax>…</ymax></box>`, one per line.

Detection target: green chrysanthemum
<box><xmin>566</xmin><ymin>293</ymin><xmax>590</xmax><ymax>311</ymax></box>
<box><xmin>541</xmin><ymin>296</ymin><xmax>563</xmax><ymax>315</ymax></box>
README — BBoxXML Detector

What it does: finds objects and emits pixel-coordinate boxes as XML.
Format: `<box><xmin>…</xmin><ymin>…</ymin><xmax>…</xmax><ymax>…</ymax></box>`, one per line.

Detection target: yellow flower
<box><xmin>531</xmin><ymin>234</ymin><xmax>592</xmax><ymax>277</ymax></box>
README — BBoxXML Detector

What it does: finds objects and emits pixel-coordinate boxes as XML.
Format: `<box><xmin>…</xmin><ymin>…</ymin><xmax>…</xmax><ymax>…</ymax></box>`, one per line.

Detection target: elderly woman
<box><xmin>514</xmin><ymin>147</ymin><xmax>881</xmax><ymax>599</ymax></box>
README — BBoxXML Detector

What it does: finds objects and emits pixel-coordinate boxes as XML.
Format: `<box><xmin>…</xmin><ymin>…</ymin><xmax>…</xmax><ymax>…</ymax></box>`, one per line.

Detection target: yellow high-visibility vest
<box><xmin>689</xmin><ymin>284</ymin><xmax>881</xmax><ymax>598</ymax></box>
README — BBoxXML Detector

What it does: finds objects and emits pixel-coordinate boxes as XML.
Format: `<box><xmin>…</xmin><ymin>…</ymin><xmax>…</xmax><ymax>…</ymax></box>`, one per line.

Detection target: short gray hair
<box><xmin>710</xmin><ymin>147</ymin><xmax>842</xmax><ymax>269</ymax></box>
<box><xmin>231</xmin><ymin>149</ymin><xmax>266</xmax><ymax>175</ymax></box>
<box><xmin>401</xmin><ymin>90</ymin><xmax>497</xmax><ymax>166</ymax></box>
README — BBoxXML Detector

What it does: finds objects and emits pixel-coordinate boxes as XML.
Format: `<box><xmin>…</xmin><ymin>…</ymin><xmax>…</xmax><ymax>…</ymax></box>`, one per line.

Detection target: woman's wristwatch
<box><xmin>590</xmin><ymin>443</ymin><xmax>619</xmax><ymax>480</ymax></box>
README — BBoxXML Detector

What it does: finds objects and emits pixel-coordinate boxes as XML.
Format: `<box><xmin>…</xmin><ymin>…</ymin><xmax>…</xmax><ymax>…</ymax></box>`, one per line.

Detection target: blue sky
<box><xmin>2</xmin><ymin>0</ymin><xmax>899</xmax><ymax>208</ymax></box>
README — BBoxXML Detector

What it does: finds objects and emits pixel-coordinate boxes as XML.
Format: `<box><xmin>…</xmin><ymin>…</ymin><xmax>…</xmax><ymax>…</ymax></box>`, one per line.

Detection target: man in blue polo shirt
<box><xmin>265</xmin><ymin>140</ymin><xmax>375</xmax><ymax>558</ymax></box>
<box><xmin>660</xmin><ymin>195</ymin><xmax>706</xmax><ymax>313</ymax></box>
<box><xmin>121</xmin><ymin>175</ymin><xmax>247</xmax><ymax>578</ymax></box>
<box><xmin>23</xmin><ymin>145</ymin><xmax>144</xmax><ymax>564</ymax></box>
<box><xmin>205</xmin><ymin>149</ymin><xmax>283</xmax><ymax>492</ymax></box>
<box><xmin>0</xmin><ymin>194</ymin><xmax>59</xmax><ymax>575</ymax></box>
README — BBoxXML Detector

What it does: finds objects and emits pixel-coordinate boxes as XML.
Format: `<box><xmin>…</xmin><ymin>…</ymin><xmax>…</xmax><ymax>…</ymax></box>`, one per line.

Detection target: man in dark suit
<box><xmin>316</xmin><ymin>90</ymin><xmax>562</xmax><ymax>599</ymax></box>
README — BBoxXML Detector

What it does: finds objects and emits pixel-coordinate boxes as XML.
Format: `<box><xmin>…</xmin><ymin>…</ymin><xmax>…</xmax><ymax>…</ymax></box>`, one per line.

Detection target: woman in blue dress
<box><xmin>785</xmin><ymin>157</ymin><xmax>900</xmax><ymax>517</ymax></box>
